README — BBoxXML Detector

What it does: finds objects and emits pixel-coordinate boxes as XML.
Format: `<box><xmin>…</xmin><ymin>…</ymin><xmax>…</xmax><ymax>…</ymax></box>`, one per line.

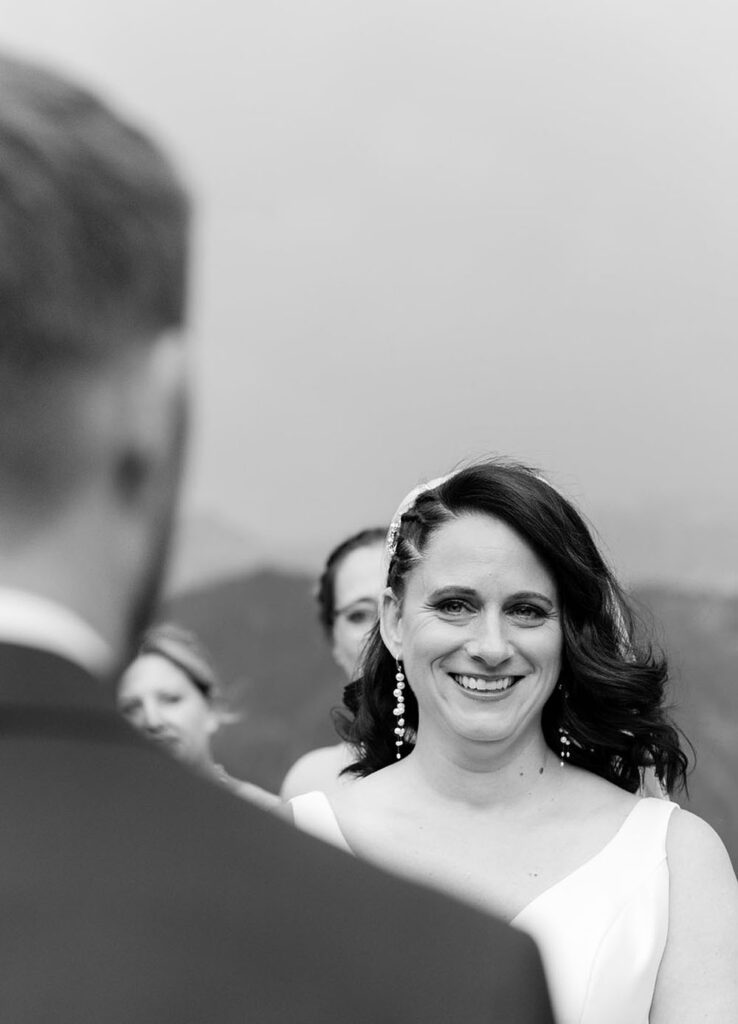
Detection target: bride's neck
<box><xmin>406</xmin><ymin>729</ymin><xmax>559</xmax><ymax>809</ymax></box>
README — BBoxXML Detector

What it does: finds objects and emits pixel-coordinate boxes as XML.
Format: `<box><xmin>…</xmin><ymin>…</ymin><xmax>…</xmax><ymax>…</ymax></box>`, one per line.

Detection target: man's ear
<box><xmin>379</xmin><ymin>586</ymin><xmax>403</xmax><ymax>660</ymax></box>
<box><xmin>110</xmin><ymin>333</ymin><xmax>188</xmax><ymax>505</ymax></box>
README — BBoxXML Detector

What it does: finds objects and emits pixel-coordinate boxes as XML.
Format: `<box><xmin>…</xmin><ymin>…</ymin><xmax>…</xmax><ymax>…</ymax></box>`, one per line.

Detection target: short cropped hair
<box><xmin>0</xmin><ymin>52</ymin><xmax>189</xmax><ymax>506</ymax></box>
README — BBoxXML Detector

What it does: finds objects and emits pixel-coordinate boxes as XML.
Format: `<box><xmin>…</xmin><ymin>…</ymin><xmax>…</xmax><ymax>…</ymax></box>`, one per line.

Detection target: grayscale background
<box><xmin>4</xmin><ymin>1</ymin><xmax>736</xmax><ymax>855</ymax></box>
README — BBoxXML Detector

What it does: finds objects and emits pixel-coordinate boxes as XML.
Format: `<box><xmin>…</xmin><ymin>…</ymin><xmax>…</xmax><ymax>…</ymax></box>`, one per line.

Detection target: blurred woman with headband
<box><xmin>287</xmin><ymin>459</ymin><xmax>738</xmax><ymax>1024</ymax></box>
<box><xmin>118</xmin><ymin>623</ymin><xmax>279</xmax><ymax>811</ymax></box>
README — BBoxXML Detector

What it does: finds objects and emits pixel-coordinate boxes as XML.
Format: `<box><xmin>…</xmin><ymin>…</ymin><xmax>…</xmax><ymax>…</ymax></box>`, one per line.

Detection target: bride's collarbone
<box><xmin>332</xmin><ymin>784</ymin><xmax>639</xmax><ymax>919</ymax></box>
<box><xmin>338</xmin><ymin>790</ymin><xmax>558</xmax><ymax>867</ymax></box>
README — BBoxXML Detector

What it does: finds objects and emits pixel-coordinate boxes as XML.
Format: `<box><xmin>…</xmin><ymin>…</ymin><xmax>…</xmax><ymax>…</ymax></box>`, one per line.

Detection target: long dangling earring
<box><xmin>392</xmin><ymin>660</ymin><xmax>406</xmax><ymax>760</ymax></box>
<box><xmin>559</xmin><ymin>726</ymin><xmax>571</xmax><ymax>767</ymax></box>
<box><xmin>558</xmin><ymin>681</ymin><xmax>571</xmax><ymax>767</ymax></box>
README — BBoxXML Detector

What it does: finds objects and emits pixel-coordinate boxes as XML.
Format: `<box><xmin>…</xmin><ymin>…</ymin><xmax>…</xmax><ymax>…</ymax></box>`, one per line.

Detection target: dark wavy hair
<box><xmin>315</xmin><ymin>526</ymin><xmax>389</xmax><ymax>638</ymax></box>
<box><xmin>336</xmin><ymin>459</ymin><xmax>690</xmax><ymax>795</ymax></box>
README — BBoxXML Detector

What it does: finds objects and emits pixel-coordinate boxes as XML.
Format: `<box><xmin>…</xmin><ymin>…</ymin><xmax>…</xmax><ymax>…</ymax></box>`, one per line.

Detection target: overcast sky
<box><xmin>4</xmin><ymin>1</ymin><xmax>737</xmax><ymax>587</ymax></box>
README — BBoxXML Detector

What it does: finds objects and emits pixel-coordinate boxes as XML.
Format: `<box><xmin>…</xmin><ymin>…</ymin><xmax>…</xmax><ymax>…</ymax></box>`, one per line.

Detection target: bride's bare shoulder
<box><xmin>559</xmin><ymin>765</ymin><xmax>641</xmax><ymax>821</ymax></box>
<box><xmin>331</xmin><ymin>763</ymin><xmax>403</xmax><ymax>816</ymax></box>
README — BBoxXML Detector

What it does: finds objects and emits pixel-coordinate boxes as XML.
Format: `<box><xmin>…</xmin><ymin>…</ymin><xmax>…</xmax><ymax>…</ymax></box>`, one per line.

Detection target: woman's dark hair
<box><xmin>136</xmin><ymin>623</ymin><xmax>222</xmax><ymax>705</ymax></box>
<box><xmin>316</xmin><ymin>526</ymin><xmax>389</xmax><ymax>637</ymax></box>
<box><xmin>336</xmin><ymin>459</ymin><xmax>690</xmax><ymax>795</ymax></box>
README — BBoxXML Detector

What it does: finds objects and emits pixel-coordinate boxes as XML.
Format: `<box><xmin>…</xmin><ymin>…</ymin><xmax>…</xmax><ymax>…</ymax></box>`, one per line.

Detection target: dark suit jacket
<box><xmin>0</xmin><ymin>642</ymin><xmax>554</xmax><ymax>1023</ymax></box>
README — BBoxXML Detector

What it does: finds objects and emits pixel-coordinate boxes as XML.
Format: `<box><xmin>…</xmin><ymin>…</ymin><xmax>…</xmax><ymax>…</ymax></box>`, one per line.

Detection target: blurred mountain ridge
<box><xmin>165</xmin><ymin>511</ymin><xmax>325</xmax><ymax>594</ymax></box>
<box><xmin>168</xmin><ymin>507</ymin><xmax>738</xmax><ymax>597</ymax></box>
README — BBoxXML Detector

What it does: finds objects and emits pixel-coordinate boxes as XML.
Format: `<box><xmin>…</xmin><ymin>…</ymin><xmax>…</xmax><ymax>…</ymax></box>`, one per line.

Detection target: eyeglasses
<box><xmin>333</xmin><ymin>600</ymin><xmax>379</xmax><ymax>628</ymax></box>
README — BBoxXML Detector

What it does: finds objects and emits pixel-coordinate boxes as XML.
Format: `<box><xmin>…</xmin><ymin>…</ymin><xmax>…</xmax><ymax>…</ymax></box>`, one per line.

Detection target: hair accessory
<box><xmin>381</xmin><ymin>467</ymin><xmax>561</xmax><ymax>586</ymax></box>
<box><xmin>392</xmin><ymin>660</ymin><xmax>406</xmax><ymax>760</ymax></box>
<box><xmin>140</xmin><ymin>623</ymin><xmax>220</xmax><ymax>700</ymax></box>
<box><xmin>381</xmin><ymin>473</ymin><xmax>454</xmax><ymax>584</ymax></box>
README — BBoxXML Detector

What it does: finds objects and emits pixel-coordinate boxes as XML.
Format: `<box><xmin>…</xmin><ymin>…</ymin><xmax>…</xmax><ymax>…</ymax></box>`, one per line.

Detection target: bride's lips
<box><xmin>448</xmin><ymin>672</ymin><xmax>523</xmax><ymax>697</ymax></box>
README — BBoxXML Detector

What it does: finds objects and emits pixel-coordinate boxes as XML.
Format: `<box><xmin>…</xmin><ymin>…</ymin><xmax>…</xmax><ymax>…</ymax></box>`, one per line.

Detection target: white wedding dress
<box><xmin>290</xmin><ymin>792</ymin><xmax>675</xmax><ymax>1024</ymax></box>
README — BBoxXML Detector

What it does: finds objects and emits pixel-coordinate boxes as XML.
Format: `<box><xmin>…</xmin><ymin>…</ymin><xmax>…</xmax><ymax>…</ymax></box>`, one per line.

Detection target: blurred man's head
<box><xmin>0</xmin><ymin>53</ymin><xmax>190</xmax><ymax>664</ymax></box>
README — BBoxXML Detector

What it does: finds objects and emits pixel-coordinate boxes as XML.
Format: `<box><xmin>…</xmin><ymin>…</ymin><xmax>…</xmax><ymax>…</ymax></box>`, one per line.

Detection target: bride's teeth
<box><xmin>453</xmin><ymin>674</ymin><xmax>515</xmax><ymax>693</ymax></box>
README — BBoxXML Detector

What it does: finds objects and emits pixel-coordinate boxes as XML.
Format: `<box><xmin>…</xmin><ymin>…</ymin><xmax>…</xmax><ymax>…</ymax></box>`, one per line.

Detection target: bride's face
<box><xmin>382</xmin><ymin>513</ymin><xmax>563</xmax><ymax>749</ymax></box>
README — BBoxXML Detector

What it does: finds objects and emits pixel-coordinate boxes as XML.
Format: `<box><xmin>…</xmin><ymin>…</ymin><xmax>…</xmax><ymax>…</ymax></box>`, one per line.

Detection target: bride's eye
<box><xmin>509</xmin><ymin>603</ymin><xmax>548</xmax><ymax>624</ymax></box>
<box><xmin>436</xmin><ymin>598</ymin><xmax>472</xmax><ymax>616</ymax></box>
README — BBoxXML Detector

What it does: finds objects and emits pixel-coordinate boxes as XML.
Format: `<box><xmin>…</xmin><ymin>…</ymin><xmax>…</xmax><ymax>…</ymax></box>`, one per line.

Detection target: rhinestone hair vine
<box><xmin>380</xmin><ymin>473</ymin><xmax>454</xmax><ymax>585</ymax></box>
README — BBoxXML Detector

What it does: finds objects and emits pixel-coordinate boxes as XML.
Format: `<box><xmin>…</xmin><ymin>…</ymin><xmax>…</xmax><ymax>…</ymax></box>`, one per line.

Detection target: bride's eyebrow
<box><xmin>425</xmin><ymin>586</ymin><xmax>556</xmax><ymax>606</ymax></box>
<box><xmin>427</xmin><ymin>586</ymin><xmax>478</xmax><ymax>601</ymax></box>
<box><xmin>507</xmin><ymin>591</ymin><xmax>555</xmax><ymax>607</ymax></box>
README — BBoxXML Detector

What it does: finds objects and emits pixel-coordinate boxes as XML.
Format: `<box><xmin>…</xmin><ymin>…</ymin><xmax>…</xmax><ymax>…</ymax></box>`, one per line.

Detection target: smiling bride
<box><xmin>286</xmin><ymin>459</ymin><xmax>738</xmax><ymax>1024</ymax></box>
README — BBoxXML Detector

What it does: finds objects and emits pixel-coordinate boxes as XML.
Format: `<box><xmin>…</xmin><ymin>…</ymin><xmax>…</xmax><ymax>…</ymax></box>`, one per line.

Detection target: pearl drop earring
<box><xmin>392</xmin><ymin>660</ymin><xmax>406</xmax><ymax>760</ymax></box>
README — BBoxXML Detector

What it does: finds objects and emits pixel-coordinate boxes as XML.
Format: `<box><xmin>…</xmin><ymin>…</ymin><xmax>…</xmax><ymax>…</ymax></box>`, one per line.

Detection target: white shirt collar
<box><xmin>0</xmin><ymin>588</ymin><xmax>113</xmax><ymax>677</ymax></box>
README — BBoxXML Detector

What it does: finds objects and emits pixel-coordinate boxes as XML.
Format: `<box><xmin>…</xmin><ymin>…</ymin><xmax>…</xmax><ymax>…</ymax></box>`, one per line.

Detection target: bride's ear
<box><xmin>379</xmin><ymin>587</ymin><xmax>402</xmax><ymax>659</ymax></box>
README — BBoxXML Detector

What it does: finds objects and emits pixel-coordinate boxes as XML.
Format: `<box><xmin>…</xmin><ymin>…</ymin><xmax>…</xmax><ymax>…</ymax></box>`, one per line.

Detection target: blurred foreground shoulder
<box><xmin>347</xmin><ymin>852</ymin><xmax>556</xmax><ymax>1024</ymax></box>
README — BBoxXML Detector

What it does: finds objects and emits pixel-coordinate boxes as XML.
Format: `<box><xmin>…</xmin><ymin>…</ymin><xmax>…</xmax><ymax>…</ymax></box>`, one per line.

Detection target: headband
<box><xmin>381</xmin><ymin>472</ymin><xmax>454</xmax><ymax>585</ymax></box>
<box><xmin>141</xmin><ymin>629</ymin><xmax>219</xmax><ymax>700</ymax></box>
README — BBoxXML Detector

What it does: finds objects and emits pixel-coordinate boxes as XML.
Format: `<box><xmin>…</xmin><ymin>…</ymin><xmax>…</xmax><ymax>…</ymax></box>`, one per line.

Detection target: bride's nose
<box><xmin>463</xmin><ymin>611</ymin><xmax>514</xmax><ymax>665</ymax></box>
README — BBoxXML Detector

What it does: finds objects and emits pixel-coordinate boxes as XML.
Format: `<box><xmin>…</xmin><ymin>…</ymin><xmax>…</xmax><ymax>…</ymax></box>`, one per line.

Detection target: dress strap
<box><xmin>289</xmin><ymin>791</ymin><xmax>353</xmax><ymax>853</ymax></box>
<box><xmin>609</xmin><ymin>797</ymin><xmax>678</xmax><ymax>875</ymax></box>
